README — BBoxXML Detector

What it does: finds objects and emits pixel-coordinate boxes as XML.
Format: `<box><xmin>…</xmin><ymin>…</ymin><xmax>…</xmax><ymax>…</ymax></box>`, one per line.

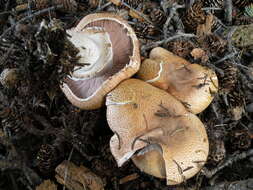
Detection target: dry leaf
<box><xmin>55</xmin><ymin>161</ymin><xmax>104</xmax><ymax>190</ymax></box>
<box><xmin>119</xmin><ymin>173</ymin><xmax>139</xmax><ymax>184</ymax></box>
<box><xmin>197</xmin><ymin>14</ymin><xmax>214</xmax><ymax>37</ymax></box>
<box><xmin>36</xmin><ymin>180</ymin><xmax>57</xmax><ymax>190</ymax></box>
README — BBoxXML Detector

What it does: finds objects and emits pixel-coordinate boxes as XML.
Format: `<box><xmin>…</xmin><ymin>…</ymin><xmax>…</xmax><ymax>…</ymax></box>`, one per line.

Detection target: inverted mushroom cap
<box><xmin>106</xmin><ymin>79</ymin><xmax>208</xmax><ymax>185</ymax></box>
<box><xmin>61</xmin><ymin>13</ymin><xmax>140</xmax><ymax>109</ymax></box>
<box><xmin>137</xmin><ymin>47</ymin><xmax>218</xmax><ymax>114</ymax></box>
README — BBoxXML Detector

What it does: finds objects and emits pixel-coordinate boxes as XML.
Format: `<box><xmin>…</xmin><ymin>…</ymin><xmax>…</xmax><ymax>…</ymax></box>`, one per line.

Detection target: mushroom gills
<box><xmin>65</xmin><ymin>19</ymin><xmax>134</xmax><ymax>100</ymax></box>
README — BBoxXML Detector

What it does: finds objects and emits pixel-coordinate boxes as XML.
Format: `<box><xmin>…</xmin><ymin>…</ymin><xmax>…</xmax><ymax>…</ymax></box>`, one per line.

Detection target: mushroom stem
<box><xmin>67</xmin><ymin>28</ymin><xmax>113</xmax><ymax>80</ymax></box>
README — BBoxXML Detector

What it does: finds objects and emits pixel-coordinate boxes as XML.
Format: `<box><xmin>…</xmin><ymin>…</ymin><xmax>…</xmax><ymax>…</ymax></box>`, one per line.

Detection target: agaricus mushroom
<box><xmin>106</xmin><ymin>79</ymin><xmax>209</xmax><ymax>185</ymax></box>
<box><xmin>61</xmin><ymin>13</ymin><xmax>140</xmax><ymax>109</ymax></box>
<box><xmin>137</xmin><ymin>47</ymin><xmax>218</xmax><ymax>114</ymax></box>
<box><xmin>132</xmin><ymin>114</ymin><xmax>209</xmax><ymax>185</ymax></box>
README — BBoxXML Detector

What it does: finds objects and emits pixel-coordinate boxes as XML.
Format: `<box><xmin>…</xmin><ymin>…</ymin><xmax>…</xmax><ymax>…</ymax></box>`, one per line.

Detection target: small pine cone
<box><xmin>35</xmin><ymin>0</ymin><xmax>49</xmax><ymax>9</ymax></box>
<box><xmin>203</xmin><ymin>0</ymin><xmax>251</xmax><ymax>9</ymax></box>
<box><xmin>226</xmin><ymin>84</ymin><xmax>244</xmax><ymax>120</ymax></box>
<box><xmin>229</xmin><ymin>130</ymin><xmax>251</xmax><ymax>150</ymax></box>
<box><xmin>134</xmin><ymin>23</ymin><xmax>159</xmax><ymax>38</ymax></box>
<box><xmin>218</xmin><ymin>62</ymin><xmax>238</xmax><ymax>94</ymax></box>
<box><xmin>57</xmin><ymin>0</ymin><xmax>77</xmax><ymax>12</ymax></box>
<box><xmin>200</xmin><ymin>34</ymin><xmax>227</xmax><ymax>55</ymax></box>
<box><xmin>227</xmin><ymin>85</ymin><xmax>244</xmax><ymax>108</ymax></box>
<box><xmin>150</xmin><ymin>8</ymin><xmax>166</xmax><ymax>26</ymax></box>
<box><xmin>183</xmin><ymin>1</ymin><xmax>206</xmax><ymax>32</ymax></box>
<box><xmin>203</xmin><ymin>0</ymin><xmax>224</xmax><ymax>8</ymax></box>
<box><xmin>166</xmin><ymin>40</ymin><xmax>195</xmax><ymax>58</ymax></box>
<box><xmin>1</xmin><ymin>118</ymin><xmax>24</xmax><ymax>137</ymax></box>
<box><xmin>35</xmin><ymin>0</ymin><xmax>77</xmax><ymax>12</ymax></box>
<box><xmin>123</xmin><ymin>0</ymin><xmax>143</xmax><ymax>9</ymax></box>
<box><xmin>209</xmin><ymin>139</ymin><xmax>226</xmax><ymax>163</ymax></box>
<box><xmin>36</xmin><ymin>144</ymin><xmax>60</xmax><ymax>175</ymax></box>
<box><xmin>233</xmin><ymin>0</ymin><xmax>251</xmax><ymax>8</ymax></box>
<box><xmin>211</xmin><ymin>16</ymin><xmax>226</xmax><ymax>33</ymax></box>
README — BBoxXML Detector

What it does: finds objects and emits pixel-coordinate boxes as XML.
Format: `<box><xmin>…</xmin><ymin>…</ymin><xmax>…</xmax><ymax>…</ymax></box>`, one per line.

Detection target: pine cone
<box><xmin>218</xmin><ymin>62</ymin><xmax>238</xmax><ymax>94</ymax></box>
<box><xmin>36</xmin><ymin>144</ymin><xmax>61</xmax><ymax>175</ymax></box>
<box><xmin>57</xmin><ymin>0</ymin><xmax>77</xmax><ymax>12</ymax></box>
<box><xmin>207</xmin><ymin>125</ymin><xmax>226</xmax><ymax>164</ymax></box>
<box><xmin>167</xmin><ymin>40</ymin><xmax>195</xmax><ymax>58</ymax></box>
<box><xmin>233</xmin><ymin>0</ymin><xmax>252</xmax><ymax>8</ymax></box>
<box><xmin>150</xmin><ymin>8</ymin><xmax>166</xmax><ymax>26</ymax></box>
<box><xmin>35</xmin><ymin>0</ymin><xmax>50</xmax><ymax>9</ymax></box>
<box><xmin>183</xmin><ymin>0</ymin><xmax>206</xmax><ymax>32</ymax></box>
<box><xmin>227</xmin><ymin>86</ymin><xmax>244</xmax><ymax>108</ymax></box>
<box><xmin>209</xmin><ymin>139</ymin><xmax>226</xmax><ymax>163</ymax></box>
<box><xmin>123</xmin><ymin>0</ymin><xmax>143</xmax><ymax>9</ymax></box>
<box><xmin>35</xmin><ymin>0</ymin><xmax>77</xmax><ymax>12</ymax></box>
<box><xmin>134</xmin><ymin>22</ymin><xmax>159</xmax><ymax>38</ymax></box>
<box><xmin>226</xmin><ymin>82</ymin><xmax>245</xmax><ymax>120</ymax></box>
<box><xmin>229</xmin><ymin>130</ymin><xmax>251</xmax><ymax>150</ymax></box>
<box><xmin>203</xmin><ymin>0</ymin><xmax>224</xmax><ymax>8</ymax></box>
<box><xmin>200</xmin><ymin>34</ymin><xmax>227</xmax><ymax>55</ymax></box>
<box><xmin>1</xmin><ymin>118</ymin><xmax>24</xmax><ymax>137</ymax></box>
<box><xmin>203</xmin><ymin>0</ymin><xmax>251</xmax><ymax>8</ymax></box>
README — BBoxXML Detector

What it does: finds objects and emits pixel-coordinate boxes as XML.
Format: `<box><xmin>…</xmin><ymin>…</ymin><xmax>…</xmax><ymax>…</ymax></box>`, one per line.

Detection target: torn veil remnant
<box><xmin>137</xmin><ymin>47</ymin><xmax>218</xmax><ymax>114</ymax></box>
<box><xmin>106</xmin><ymin>79</ymin><xmax>209</xmax><ymax>185</ymax></box>
<box><xmin>61</xmin><ymin>13</ymin><xmax>140</xmax><ymax>109</ymax></box>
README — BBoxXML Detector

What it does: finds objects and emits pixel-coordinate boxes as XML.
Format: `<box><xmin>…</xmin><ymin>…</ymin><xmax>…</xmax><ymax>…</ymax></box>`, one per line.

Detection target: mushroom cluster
<box><xmin>61</xmin><ymin>13</ymin><xmax>218</xmax><ymax>185</ymax></box>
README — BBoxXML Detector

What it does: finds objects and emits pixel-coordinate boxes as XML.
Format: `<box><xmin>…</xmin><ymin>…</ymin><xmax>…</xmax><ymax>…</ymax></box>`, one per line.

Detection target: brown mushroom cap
<box><xmin>106</xmin><ymin>79</ymin><xmax>209</xmax><ymax>185</ymax></box>
<box><xmin>137</xmin><ymin>47</ymin><xmax>218</xmax><ymax>114</ymax></box>
<box><xmin>132</xmin><ymin>113</ymin><xmax>209</xmax><ymax>185</ymax></box>
<box><xmin>106</xmin><ymin>78</ymin><xmax>188</xmax><ymax>166</ymax></box>
<box><xmin>61</xmin><ymin>13</ymin><xmax>140</xmax><ymax>109</ymax></box>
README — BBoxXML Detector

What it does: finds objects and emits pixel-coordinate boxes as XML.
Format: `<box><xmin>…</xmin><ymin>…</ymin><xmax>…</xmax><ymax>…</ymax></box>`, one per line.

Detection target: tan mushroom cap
<box><xmin>132</xmin><ymin>113</ymin><xmax>209</xmax><ymax>185</ymax></box>
<box><xmin>137</xmin><ymin>47</ymin><xmax>218</xmax><ymax>114</ymax></box>
<box><xmin>106</xmin><ymin>79</ymin><xmax>209</xmax><ymax>185</ymax></box>
<box><xmin>61</xmin><ymin>13</ymin><xmax>140</xmax><ymax>110</ymax></box>
<box><xmin>106</xmin><ymin>79</ymin><xmax>188</xmax><ymax>166</ymax></box>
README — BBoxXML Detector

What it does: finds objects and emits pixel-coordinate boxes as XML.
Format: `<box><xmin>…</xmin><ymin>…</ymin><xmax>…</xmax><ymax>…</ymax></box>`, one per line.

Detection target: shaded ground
<box><xmin>0</xmin><ymin>0</ymin><xmax>252</xmax><ymax>189</ymax></box>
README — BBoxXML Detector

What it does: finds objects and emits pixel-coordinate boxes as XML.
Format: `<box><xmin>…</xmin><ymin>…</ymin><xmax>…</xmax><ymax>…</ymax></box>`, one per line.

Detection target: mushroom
<box><xmin>137</xmin><ymin>47</ymin><xmax>218</xmax><ymax>114</ymax></box>
<box><xmin>132</xmin><ymin>114</ymin><xmax>209</xmax><ymax>185</ymax></box>
<box><xmin>106</xmin><ymin>79</ymin><xmax>209</xmax><ymax>185</ymax></box>
<box><xmin>61</xmin><ymin>13</ymin><xmax>140</xmax><ymax>109</ymax></box>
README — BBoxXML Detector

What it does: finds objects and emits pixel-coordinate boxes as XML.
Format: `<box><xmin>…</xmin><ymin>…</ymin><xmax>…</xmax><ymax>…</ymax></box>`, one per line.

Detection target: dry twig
<box><xmin>202</xmin><ymin>149</ymin><xmax>253</xmax><ymax>178</ymax></box>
